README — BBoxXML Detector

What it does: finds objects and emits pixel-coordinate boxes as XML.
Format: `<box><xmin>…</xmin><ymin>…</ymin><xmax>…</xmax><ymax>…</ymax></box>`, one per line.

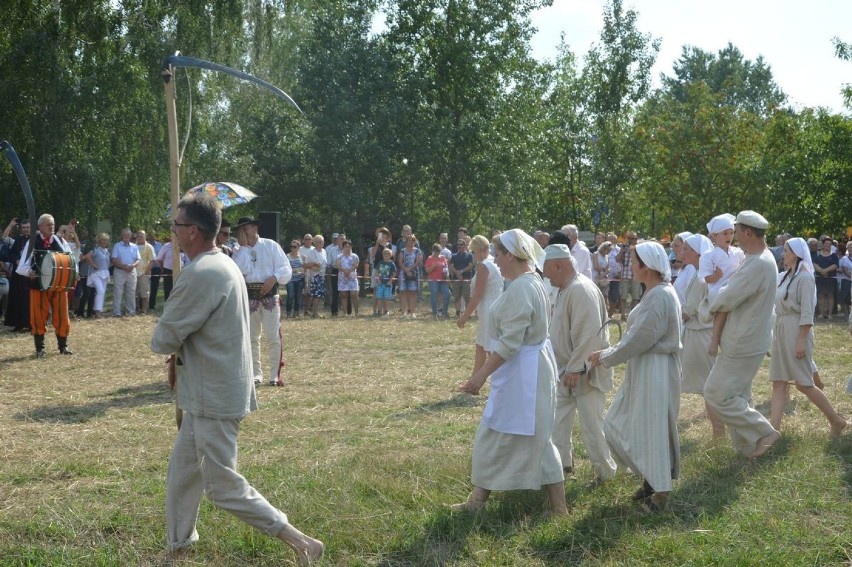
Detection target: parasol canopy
<box><xmin>164</xmin><ymin>181</ymin><xmax>258</xmax><ymax>218</ymax></box>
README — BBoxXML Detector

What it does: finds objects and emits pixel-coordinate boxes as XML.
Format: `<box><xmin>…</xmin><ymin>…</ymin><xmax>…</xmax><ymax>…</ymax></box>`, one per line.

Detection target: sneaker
<box><xmin>35</xmin><ymin>350</ymin><xmax>46</xmax><ymax>359</ymax></box>
<box><xmin>253</xmin><ymin>378</ymin><xmax>262</xmax><ymax>385</ymax></box>
<box><xmin>59</xmin><ymin>347</ymin><xmax>74</xmax><ymax>355</ymax></box>
<box><xmin>269</xmin><ymin>380</ymin><xmax>278</xmax><ymax>386</ymax></box>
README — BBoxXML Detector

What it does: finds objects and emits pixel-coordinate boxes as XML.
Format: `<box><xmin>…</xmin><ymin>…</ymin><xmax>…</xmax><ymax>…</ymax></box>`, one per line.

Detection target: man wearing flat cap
<box><xmin>703</xmin><ymin>210</ymin><xmax>781</xmax><ymax>459</ymax></box>
<box><xmin>543</xmin><ymin>244</ymin><xmax>617</xmax><ymax>484</ymax></box>
<box><xmin>232</xmin><ymin>216</ymin><xmax>291</xmax><ymax>386</ymax></box>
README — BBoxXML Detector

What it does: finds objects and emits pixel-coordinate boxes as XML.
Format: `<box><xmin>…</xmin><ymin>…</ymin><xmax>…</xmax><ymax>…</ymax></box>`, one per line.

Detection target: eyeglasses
<box><xmin>171</xmin><ymin>221</ymin><xmax>195</xmax><ymax>231</ymax></box>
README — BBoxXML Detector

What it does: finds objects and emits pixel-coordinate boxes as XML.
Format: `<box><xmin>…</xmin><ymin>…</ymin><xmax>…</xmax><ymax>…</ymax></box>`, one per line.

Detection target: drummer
<box><xmin>16</xmin><ymin>213</ymin><xmax>76</xmax><ymax>357</ymax></box>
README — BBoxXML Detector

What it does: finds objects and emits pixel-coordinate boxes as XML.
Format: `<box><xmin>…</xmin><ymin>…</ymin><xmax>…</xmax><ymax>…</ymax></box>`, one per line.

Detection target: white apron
<box><xmin>483</xmin><ymin>338</ymin><xmax>554</xmax><ymax>436</ymax></box>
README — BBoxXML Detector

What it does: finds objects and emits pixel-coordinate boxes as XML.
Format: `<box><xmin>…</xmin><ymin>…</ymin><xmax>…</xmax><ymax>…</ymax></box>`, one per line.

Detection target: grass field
<box><xmin>1</xmin><ymin>299</ymin><xmax>851</xmax><ymax>566</ymax></box>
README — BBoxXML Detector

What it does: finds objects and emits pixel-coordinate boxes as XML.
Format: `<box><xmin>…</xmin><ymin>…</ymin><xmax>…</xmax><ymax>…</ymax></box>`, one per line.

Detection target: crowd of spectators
<box><xmin>2</xmin><ymin>215</ymin><xmax>851</xmax><ymax>329</ymax></box>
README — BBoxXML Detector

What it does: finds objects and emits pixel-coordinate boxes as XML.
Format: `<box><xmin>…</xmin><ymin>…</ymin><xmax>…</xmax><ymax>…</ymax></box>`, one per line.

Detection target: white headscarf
<box><xmin>781</xmin><ymin>237</ymin><xmax>817</xmax><ymax>303</ymax></box>
<box><xmin>684</xmin><ymin>234</ymin><xmax>713</xmax><ymax>256</ymax></box>
<box><xmin>635</xmin><ymin>241</ymin><xmax>672</xmax><ymax>282</ymax></box>
<box><xmin>706</xmin><ymin>213</ymin><xmax>735</xmax><ymax>234</ymax></box>
<box><xmin>786</xmin><ymin>237</ymin><xmax>814</xmax><ymax>275</ymax></box>
<box><xmin>676</xmin><ymin>231</ymin><xmax>693</xmax><ymax>242</ymax></box>
<box><xmin>500</xmin><ymin>229</ymin><xmax>546</xmax><ymax>272</ymax></box>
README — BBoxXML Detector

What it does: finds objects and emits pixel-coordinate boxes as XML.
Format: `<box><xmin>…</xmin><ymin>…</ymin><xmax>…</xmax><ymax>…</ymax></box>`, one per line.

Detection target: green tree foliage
<box><xmin>833</xmin><ymin>37</ymin><xmax>852</xmax><ymax>110</ymax></box>
<box><xmin>633</xmin><ymin>82</ymin><xmax>767</xmax><ymax>236</ymax></box>
<box><xmin>630</xmin><ymin>43</ymin><xmax>792</xmax><ymax>236</ymax></box>
<box><xmin>1</xmin><ymin>1</ymin><xmax>850</xmax><ymax>243</ymax></box>
<box><xmin>662</xmin><ymin>43</ymin><xmax>786</xmax><ymax>116</ymax></box>
<box><xmin>379</xmin><ymin>0</ymin><xmax>552</xmax><ymax>239</ymax></box>
<box><xmin>764</xmin><ymin>109</ymin><xmax>852</xmax><ymax>236</ymax></box>
<box><xmin>580</xmin><ymin>0</ymin><xmax>659</xmax><ymax>233</ymax></box>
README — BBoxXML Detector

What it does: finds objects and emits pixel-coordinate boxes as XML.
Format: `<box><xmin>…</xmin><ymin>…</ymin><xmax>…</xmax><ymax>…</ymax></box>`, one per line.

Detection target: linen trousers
<box><xmin>553</xmin><ymin>383</ymin><xmax>617</xmax><ymax>481</ymax></box>
<box><xmin>704</xmin><ymin>353</ymin><xmax>776</xmax><ymax>455</ymax></box>
<box><xmin>166</xmin><ymin>411</ymin><xmax>288</xmax><ymax>552</ymax></box>
<box><xmin>112</xmin><ymin>268</ymin><xmax>137</xmax><ymax>315</ymax></box>
<box><xmin>249</xmin><ymin>298</ymin><xmax>283</xmax><ymax>382</ymax></box>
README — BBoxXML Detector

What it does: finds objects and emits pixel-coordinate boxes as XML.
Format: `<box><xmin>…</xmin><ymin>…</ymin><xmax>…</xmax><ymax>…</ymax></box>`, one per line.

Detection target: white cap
<box><xmin>544</xmin><ymin>244</ymin><xmax>572</xmax><ymax>262</ymax></box>
<box><xmin>735</xmin><ymin>210</ymin><xmax>769</xmax><ymax>229</ymax></box>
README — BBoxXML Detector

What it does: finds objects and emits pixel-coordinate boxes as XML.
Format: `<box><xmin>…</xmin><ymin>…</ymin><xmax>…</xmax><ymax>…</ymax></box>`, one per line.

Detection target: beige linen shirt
<box><xmin>551</xmin><ymin>274</ymin><xmax>613</xmax><ymax>393</ymax></box>
<box><xmin>151</xmin><ymin>248</ymin><xmax>257</xmax><ymax>419</ymax></box>
<box><xmin>708</xmin><ymin>248</ymin><xmax>777</xmax><ymax>357</ymax></box>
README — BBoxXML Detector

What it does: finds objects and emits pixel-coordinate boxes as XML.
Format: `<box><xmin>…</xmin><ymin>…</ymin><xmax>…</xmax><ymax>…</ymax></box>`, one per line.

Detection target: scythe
<box><xmin>160</xmin><ymin>54</ymin><xmax>304</xmax><ymax>429</ymax></box>
<box><xmin>1</xmin><ymin>141</ymin><xmax>38</xmax><ymax>253</ymax></box>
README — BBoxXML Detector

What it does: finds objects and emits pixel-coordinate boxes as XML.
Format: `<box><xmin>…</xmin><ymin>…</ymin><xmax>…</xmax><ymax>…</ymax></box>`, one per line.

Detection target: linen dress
<box><xmin>471</xmin><ymin>272</ymin><xmax>563</xmax><ymax>491</ymax></box>
<box><xmin>470</xmin><ymin>258</ymin><xmax>504</xmax><ymax>349</ymax></box>
<box><xmin>601</xmin><ymin>284</ymin><xmax>682</xmax><ymax>492</ymax></box>
<box><xmin>680</xmin><ymin>271</ymin><xmax>715</xmax><ymax>394</ymax></box>
<box><xmin>769</xmin><ymin>271</ymin><xmax>816</xmax><ymax>385</ymax></box>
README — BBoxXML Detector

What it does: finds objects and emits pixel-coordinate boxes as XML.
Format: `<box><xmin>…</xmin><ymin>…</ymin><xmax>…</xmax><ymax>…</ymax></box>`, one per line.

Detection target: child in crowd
<box><xmin>700</xmin><ymin>213</ymin><xmax>745</xmax><ymax>299</ymax></box>
<box><xmin>375</xmin><ymin>248</ymin><xmax>396</xmax><ymax>316</ymax></box>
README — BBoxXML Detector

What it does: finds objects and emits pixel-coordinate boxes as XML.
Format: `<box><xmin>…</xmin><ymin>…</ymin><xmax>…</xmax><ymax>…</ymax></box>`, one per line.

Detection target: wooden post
<box><xmin>162</xmin><ymin>62</ymin><xmax>183</xmax><ymax>430</ymax></box>
<box><xmin>162</xmin><ymin>63</ymin><xmax>182</xmax><ymax>280</ymax></box>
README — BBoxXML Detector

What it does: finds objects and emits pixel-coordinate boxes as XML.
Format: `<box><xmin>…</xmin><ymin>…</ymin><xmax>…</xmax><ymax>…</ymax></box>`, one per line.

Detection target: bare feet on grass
<box><xmin>830</xmin><ymin>419</ymin><xmax>849</xmax><ymax>439</ymax></box>
<box><xmin>277</xmin><ymin>524</ymin><xmax>324</xmax><ymax>566</ymax></box>
<box><xmin>750</xmin><ymin>430</ymin><xmax>781</xmax><ymax>459</ymax></box>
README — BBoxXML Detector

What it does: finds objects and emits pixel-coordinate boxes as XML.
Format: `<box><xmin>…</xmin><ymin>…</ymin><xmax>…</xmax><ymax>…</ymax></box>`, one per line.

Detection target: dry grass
<box><xmin>1</xmin><ymin>300</ymin><xmax>851</xmax><ymax>566</ymax></box>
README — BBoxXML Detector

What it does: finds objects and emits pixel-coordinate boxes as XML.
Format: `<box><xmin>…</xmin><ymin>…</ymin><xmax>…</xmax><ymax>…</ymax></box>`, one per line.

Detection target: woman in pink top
<box><xmin>425</xmin><ymin>243</ymin><xmax>450</xmax><ymax>319</ymax></box>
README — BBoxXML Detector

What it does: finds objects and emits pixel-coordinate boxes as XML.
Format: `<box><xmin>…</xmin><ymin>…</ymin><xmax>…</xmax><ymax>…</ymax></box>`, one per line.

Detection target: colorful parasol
<box><xmin>164</xmin><ymin>181</ymin><xmax>258</xmax><ymax>218</ymax></box>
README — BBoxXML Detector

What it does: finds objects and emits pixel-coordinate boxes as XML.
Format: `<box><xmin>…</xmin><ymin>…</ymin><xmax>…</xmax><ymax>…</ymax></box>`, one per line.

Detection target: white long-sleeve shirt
<box><xmin>232</xmin><ymin>237</ymin><xmax>291</xmax><ymax>285</ymax></box>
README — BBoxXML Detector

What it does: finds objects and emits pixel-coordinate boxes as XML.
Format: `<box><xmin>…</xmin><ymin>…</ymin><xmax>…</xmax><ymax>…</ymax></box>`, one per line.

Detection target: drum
<box><xmin>40</xmin><ymin>251</ymin><xmax>78</xmax><ymax>292</ymax></box>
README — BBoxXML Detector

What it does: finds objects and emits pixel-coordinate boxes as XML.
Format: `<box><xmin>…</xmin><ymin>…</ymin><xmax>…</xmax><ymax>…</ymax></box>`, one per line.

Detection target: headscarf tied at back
<box><xmin>500</xmin><ymin>228</ymin><xmax>546</xmax><ymax>272</ymax></box>
<box><xmin>684</xmin><ymin>234</ymin><xmax>713</xmax><ymax>256</ymax></box>
<box><xmin>782</xmin><ymin>237</ymin><xmax>817</xmax><ymax>303</ymax></box>
<box><xmin>786</xmin><ymin>237</ymin><xmax>814</xmax><ymax>276</ymax></box>
<box><xmin>635</xmin><ymin>241</ymin><xmax>672</xmax><ymax>282</ymax></box>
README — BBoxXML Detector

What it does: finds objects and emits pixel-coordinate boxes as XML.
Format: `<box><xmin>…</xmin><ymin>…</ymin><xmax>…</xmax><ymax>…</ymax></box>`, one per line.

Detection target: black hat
<box><xmin>234</xmin><ymin>216</ymin><xmax>260</xmax><ymax>229</ymax></box>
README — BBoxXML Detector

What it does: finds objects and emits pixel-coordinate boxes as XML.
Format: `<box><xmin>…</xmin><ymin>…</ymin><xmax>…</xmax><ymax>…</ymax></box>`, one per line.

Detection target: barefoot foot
<box><xmin>750</xmin><ymin>430</ymin><xmax>781</xmax><ymax>459</ymax></box>
<box><xmin>830</xmin><ymin>420</ymin><xmax>848</xmax><ymax>439</ymax></box>
<box><xmin>277</xmin><ymin>524</ymin><xmax>324</xmax><ymax>566</ymax></box>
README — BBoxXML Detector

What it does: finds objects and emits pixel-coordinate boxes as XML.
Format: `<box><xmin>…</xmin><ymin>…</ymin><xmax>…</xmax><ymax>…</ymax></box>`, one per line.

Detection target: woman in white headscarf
<box><xmin>588</xmin><ymin>241</ymin><xmax>682</xmax><ymax>511</ymax></box>
<box><xmin>768</xmin><ymin>237</ymin><xmax>848</xmax><ymax>436</ymax></box>
<box><xmin>680</xmin><ymin>234</ymin><xmax>725</xmax><ymax>437</ymax></box>
<box><xmin>454</xmin><ymin>229</ymin><xmax>567</xmax><ymax>516</ymax></box>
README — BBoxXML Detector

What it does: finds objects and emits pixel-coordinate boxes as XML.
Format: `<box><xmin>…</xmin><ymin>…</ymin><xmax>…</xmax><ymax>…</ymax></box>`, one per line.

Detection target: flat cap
<box><xmin>735</xmin><ymin>210</ymin><xmax>769</xmax><ymax>229</ymax></box>
<box><xmin>544</xmin><ymin>243</ymin><xmax>572</xmax><ymax>261</ymax></box>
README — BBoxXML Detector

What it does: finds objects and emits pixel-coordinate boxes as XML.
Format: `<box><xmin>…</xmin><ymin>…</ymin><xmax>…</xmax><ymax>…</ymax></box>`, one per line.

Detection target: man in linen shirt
<box><xmin>111</xmin><ymin>228</ymin><xmax>140</xmax><ymax>316</ymax></box>
<box><xmin>151</xmin><ymin>194</ymin><xmax>322</xmax><ymax>563</ymax></box>
<box><xmin>703</xmin><ymin>210</ymin><xmax>780</xmax><ymax>459</ymax></box>
<box><xmin>233</xmin><ymin>216</ymin><xmax>291</xmax><ymax>386</ymax></box>
<box><xmin>543</xmin><ymin>244</ymin><xmax>617</xmax><ymax>484</ymax></box>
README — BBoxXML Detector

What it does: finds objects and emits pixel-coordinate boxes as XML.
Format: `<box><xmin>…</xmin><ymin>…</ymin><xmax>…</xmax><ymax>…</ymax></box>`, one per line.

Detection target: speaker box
<box><xmin>258</xmin><ymin>211</ymin><xmax>281</xmax><ymax>244</ymax></box>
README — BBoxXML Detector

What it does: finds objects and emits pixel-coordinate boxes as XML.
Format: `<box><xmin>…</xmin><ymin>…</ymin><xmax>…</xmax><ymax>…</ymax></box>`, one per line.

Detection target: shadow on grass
<box><xmin>830</xmin><ymin>434</ymin><xmax>852</xmax><ymax>500</ymax></box>
<box><xmin>13</xmin><ymin>381</ymin><xmax>173</xmax><ymax>424</ymax></box>
<box><xmin>0</xmin><ymin>353</ymin><xmax>35</xmax><ymax>369</ymax></box>
<box><xmin>527</xmin><ymin>437</ymin><xmax>792</xmax><ymax>564</ymax></box>
<box><xmin>390</xmin><ymin>394</ymin><xmax>483</xmax><ymax>418</ymax></box>
<box><xmin>376</xmin><ymin>491</ymin><xmax>555</xmax><ymax>566</ymax></box>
